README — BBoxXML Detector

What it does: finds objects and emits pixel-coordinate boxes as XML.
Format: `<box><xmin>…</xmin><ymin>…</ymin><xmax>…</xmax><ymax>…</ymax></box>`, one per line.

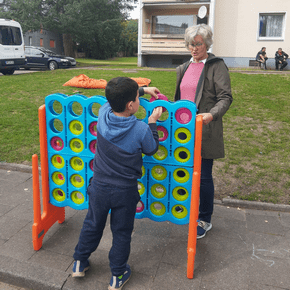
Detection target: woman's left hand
<box><xmin>198</xmin><ymin>113</ymin><xmax>213</xmax><ymax>125</ymax></box>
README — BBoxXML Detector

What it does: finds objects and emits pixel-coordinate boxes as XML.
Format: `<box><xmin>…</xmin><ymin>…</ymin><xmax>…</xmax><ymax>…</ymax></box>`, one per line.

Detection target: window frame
<box><xmin>151</xmin><ymin>14</ymin><xmax>199</xmax><ymax>38</ymax></box>
<box><xmin>257</xmin><ymin>12</ymin><xmax>287</xmax><ymax>41</ymax></box>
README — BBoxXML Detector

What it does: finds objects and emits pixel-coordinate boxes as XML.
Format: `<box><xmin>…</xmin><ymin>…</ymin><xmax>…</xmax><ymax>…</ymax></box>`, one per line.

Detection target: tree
<box><xmin>0</xmin><ymin>0</ymin><xmax>134</xmax><ymax>57</ymax></box>
<box><xmin>119</xmin><ymin>19</ymin><xmax>138</xmax><ymax>57</ymax></box>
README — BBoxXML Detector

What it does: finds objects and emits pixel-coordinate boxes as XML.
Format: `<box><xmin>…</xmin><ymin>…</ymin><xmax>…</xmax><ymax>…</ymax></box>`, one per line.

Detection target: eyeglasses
<box><xmin>189</xmin><ymin>43</ymin><xmax>204</xmax><ymax>48</ymax></box>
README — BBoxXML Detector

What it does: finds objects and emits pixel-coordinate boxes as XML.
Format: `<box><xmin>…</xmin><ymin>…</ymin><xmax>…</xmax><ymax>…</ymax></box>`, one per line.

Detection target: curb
<box><xmin>1</xmin><ymin>162</ymin><xmax>290</xmax><ymax>213</ymax></box>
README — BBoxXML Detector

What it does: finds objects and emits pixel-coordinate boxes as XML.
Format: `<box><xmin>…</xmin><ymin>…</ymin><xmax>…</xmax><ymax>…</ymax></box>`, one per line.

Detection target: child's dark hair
<box><xmin>105</xmin><ymin>77</ymin><xmax>139</xmax><ymax>112</ymax></box>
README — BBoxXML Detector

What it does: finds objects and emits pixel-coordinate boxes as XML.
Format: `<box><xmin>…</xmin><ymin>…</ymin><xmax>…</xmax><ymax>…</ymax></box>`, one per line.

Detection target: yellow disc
<box><xmin>52</xmin><ymin>188</ymin><xmax>65</xmax><ymax>202</ymax></box>
<box><xmin>71</xmin><ymin>191</ymin><xmax>85</xmax><ymax>204</ymax></box>
<box><xmin>174</xmin><ymin>128</ymin><xmax>191</xmax><ymax>144</ymax></box>
<box><xmin>70</xmin><ymin>174</ymin><xmax>85</xmax><ymax>188</ymax></box>
<box><xmin>172</xmin><ymin>187</ymin><xmax>189</xmax><ymax>201</ymax></box>
<box><xmin>150</xmin><ymin>202</ymin><xmax>166</xmax><ymax>216</ymax></box>
<box><xmin>70</xmin><ymin>138</ymin><xmax>84</xmax><ymax>153</ymax></box>
<box><xmin>174</xmin><ymin>147</ymin><xmax>190</xmax><ymax>163</ymax></box>
<box><xmin>171</xmin><ymin>205</ymin><xmax>188</xmax><ymax>219</ymax></box>
<box><xmin>173</xmin><ymin>168</ymin><xmax>190</xmax><ymax>183</ymax></box>
<box><xmin>52</xmin><ymin>172</ymin><xmax>65</xmax><ymax>186</ymax></box>
<box><xmin>151</xmin><ymin>184</ymin><xmax>166</xmax><ymax>199</ymax></box>
<box><xmin>153</xmin><ymin>145</ymin><xmax>168</xmax><ymax>161</ymax></box>
<box><xmin>51</xmin><ymin>155</ymin><xmax>65</xmax><ymax>169</ymax></box>
<box><xmin>138</xmin><ymin>182</ymin><xmax>145</xmax><ymax>195</ymax></box>
<box><xmin>69</xmin><ymin>120</ymin><xmax>84</xmax><ymax>135</ymax></box>
<box><xmin>70</xmin><ymin>157</ymin><xmax>84</xmax><ymax>171</ymax></box>
<box><xmin>151</xmin><ymin>166</ymin><xmax>167</xmax><ymax>181</ymax></box>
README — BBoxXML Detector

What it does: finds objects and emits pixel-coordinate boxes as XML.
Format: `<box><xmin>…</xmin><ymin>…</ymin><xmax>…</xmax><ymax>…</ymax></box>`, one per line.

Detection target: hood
<box><xmin>99</xmin><ymin>102</ymin><xmax>137</xmax><ymax>144</ymax></box>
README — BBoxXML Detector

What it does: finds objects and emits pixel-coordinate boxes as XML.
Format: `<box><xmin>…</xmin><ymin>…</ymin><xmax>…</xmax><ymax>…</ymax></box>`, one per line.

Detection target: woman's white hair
<box><xmin>184</xmin><ymin>24</ymin><xmax>213</xmax><ymax>51</ymax></box>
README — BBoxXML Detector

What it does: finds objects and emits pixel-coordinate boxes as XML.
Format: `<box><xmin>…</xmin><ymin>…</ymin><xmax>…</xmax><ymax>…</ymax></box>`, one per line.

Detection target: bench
<box><xmin>249</xmin><ymin>60</ymin><xmax>261</xmax><ymax>68</ymax></box>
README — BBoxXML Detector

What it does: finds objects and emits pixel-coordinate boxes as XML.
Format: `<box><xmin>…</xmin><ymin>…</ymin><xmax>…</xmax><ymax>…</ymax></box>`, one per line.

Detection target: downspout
<box><xmin>137</xmin><ymin>0</ymin><xmax>143</xmax><ymax>67</ymax></box>
<box><xmin>208</xmin><ymin>0</ymin><xmax>216</xmax><ymax>53</ymax></box>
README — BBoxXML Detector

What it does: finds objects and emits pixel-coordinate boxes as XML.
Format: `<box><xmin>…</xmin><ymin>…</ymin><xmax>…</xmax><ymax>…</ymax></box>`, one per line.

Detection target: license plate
<box><xmin>5</xmin><ymin>61</ymin><xmax>14</xmax><ymax>65</ymax></box>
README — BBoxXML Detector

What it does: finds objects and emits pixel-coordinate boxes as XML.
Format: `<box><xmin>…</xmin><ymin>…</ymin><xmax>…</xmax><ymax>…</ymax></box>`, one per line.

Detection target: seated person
<box><xmin>256</xmin><ymin>47</ymin><xmax>268</xmax><ymax>69</ymax></box>
<box><xmin>275</xmin><ymin>48</ymin><xmax>288</xmax><ymax>71</ymax></box>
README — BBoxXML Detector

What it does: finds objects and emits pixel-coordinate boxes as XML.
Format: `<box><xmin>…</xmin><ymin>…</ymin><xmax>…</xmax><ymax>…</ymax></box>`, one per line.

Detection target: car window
<box><xmin>25</xmin><ymin>48</ymin><xmax>31</xmax><ymax>55</ymax></box>
<box><xmin>0</xmin><ymin>25</ymin><xmax>22</xmax><ymax>45</ymax></box>
<box><xmin>31</xmin><ymin>48</ymin><xmax>44</xmax><ymax>56</ymax></box>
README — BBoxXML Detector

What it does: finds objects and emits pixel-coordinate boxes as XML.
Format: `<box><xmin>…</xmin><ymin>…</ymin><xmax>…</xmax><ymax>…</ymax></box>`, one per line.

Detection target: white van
<box><xmin>0</xmin><ymin>19</ymin><xmax>26</xmax><ymax>75</ymax></box>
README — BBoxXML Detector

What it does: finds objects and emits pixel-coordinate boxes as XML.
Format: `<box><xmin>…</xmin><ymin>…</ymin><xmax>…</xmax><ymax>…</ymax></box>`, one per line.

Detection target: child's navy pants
<box><xmin>73</xmin><ymin>181</ymin><xmax>140</xmax><ymax>276</ymax></box>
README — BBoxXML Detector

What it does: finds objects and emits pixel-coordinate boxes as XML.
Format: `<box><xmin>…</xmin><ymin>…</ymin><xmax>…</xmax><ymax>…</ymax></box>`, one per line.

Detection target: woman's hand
<box><xmin>143</xmin><ymin>87</ymin><xmax>160</xmax><ymax>99</ymax></box>
<box><xmin>198</xmin><ymin>113</ymin><xmax>213</xmax><ymax>125</ymax></box>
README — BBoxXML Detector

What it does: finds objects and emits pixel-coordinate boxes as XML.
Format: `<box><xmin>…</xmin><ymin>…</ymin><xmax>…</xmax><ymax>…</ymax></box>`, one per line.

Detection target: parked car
<box><xmin>23</xmin><ymin>46</ymin><xmax>76</xmax><ymax>70</ymax></box>
<box><xmin>0</xmin><ymin>19</ymin><xmax>26</xmax><ymax>75</ymax></box>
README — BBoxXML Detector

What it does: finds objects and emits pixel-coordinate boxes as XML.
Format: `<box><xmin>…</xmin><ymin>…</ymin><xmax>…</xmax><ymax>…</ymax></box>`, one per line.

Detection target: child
<box><xmin>72</xmin><ymin>77</ymin><xmax>162</xmax><ymax>290</ymax></box>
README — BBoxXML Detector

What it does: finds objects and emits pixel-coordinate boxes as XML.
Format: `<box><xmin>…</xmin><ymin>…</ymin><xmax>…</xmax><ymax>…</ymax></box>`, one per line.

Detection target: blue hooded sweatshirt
<box><xmin>90</xmin><ymin>102</ymin><xmax>159</xmax><ymax>189</ymax></box>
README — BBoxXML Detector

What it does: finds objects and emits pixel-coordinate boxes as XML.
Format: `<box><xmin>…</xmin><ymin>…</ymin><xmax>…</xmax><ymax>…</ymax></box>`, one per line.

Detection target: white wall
<box><xmin>214</xmin><ymin>0</ymin><xmax>290</xmax><ymax>59</ymax></box>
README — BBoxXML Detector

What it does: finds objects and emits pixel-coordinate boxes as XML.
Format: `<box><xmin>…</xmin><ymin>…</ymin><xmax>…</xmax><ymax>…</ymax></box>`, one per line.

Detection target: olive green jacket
<box><xmin>174</xmin><ymin>53</ymin><xmax>233</xmax><ymax>159</ymax></box>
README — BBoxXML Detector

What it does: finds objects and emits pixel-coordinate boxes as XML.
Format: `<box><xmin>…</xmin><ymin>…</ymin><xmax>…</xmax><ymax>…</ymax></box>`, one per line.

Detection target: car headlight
<box><xmin>61</xmin><ymin>59</ymin><xmax>69</xmax><ymax>62</ymax></box>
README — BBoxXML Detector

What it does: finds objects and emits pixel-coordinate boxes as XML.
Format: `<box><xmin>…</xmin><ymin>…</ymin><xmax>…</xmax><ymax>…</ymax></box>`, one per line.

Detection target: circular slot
<box><xmin>174</xmin><ymin>128</ymin><xmax>191</xmax><ymax>144</ymax></box>
<box><xmin>175</xmin><ymin>108</ymin><xmax>192</xmax><ymax>124</ymax></box>
<box><xmin>90</xmin><ymin>102</ymin><xmax>102</xmax><ymax>117</ymax></box>
<box><xmin>136</xmin><ymin>200</ymin><xmax>145</xmax><ymax>213</ymax></box>
<box><xmin>173</xmin><ymin>168</ymin><xmax>190</xmax><ymax>183</ymax></box>
<box><xmin>69</xmin><ymin>120</ymin><xmax>84</xmax><ymax>135</ymax></box>
<box><xmin>153</xmin><ymin>145</ymin><xmax>168</xmax><ymax>161</ymax></box>
<box><xmin>70</xmin><ymin>138</ymin><xmax>84</xmax><ymax>153</ymax></box>
<box><xmin>138</xmin><ymin>182</ymin><xmax>145</xmax><ymax>196</ymax></box>
<box><xmin>157</xmin><ymin>126</ymin><xmax>168</xmax><ymax>142</ymax></box>
<box><xmin>174</xmin><ymin>147</ymin><xmax>190</xmax><ymax>163</ymax></box>
<box><xmin>89</xmin><ymin>121</ymin><xmax>98</xmax><ymax>136</ymax></box>
<box><xmin>51</xmin><ymin>155</ymin><xmax>65</xmax><ymax>169</ymax></box>
<box><xmin>89</xmin><ymin>140</ymin><xmax>97</xmax><ymax>154</ymax></box>
<box><xmin>151</xmin><ymin>166</ymin><xmax>167</xmax><ymax>181</ymax></box>
<box><xmin>171</xmin><ymin>204</ymin><xmax>188</xmax><ymax>219</ymax></box>
<box><xmin>172</xmin><ymin>186</ymin><xmax>189</xmax><ymax>201</ymax></box>
<box><xmin>69</xmin><ymin>101</ymin><xmax>83</xmax><ymax>117</ymax></box>
<box><xmin>49</xmin><ymin>100</ymin><xmax>63</xmax><ymax>115</ymax></box>
<box><xmin>52</xmin><ymin>172</ymin><xmax>65</xmax><ymax>186</ymax></box>
<box><xmin>71</xmin><ymin>191</ymin><xmax>85</xmax><ymax>204</ymax></box>
<box><xmin>151</xmin><ymin>184</ymin><xmax>166</xmax><ymax>199</ymax></box>
<box><xmin>70</xmin><ymin>174</ymin><xmax>85</xmax><ymax>188</ymax></box>
<box><xmin>150</xmin><ymin>202</ymin><xmax>166</xmax><ymax>216</ymax></box>
<box><xmin>50</xmin><ymin>137</ymin><xmax>64</xmax><ymax>151</ymax></box>
<box><xmin>52</xmin><ymin>188</ymin><xmax>65</xmax><ymax>202</ymax></box>
<box><xmin>89</xmin><ymin>159</ymin><xmax>94</xmax><ymax>171</ymax></box>
<box><xmin>70</xmin><ymin>157</ymin><xmax>84</xmax><ymax>171</ymax></box>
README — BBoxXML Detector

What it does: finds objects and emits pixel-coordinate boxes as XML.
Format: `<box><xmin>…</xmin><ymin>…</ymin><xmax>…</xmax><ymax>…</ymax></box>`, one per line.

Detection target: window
<box><xmin>258</xmin><ymin>13</ymin><xmax>285</xmax><ymax>40</ymax></box>
<box><xmin>29</xmin><ymin>36</ymin><xmax>32</xmax><ymax>46</ymax></box>
<box><xmin>40</xmin><ymin>38</ymin><xmax>43</xmax><ymax>46</ymax></box>
<box><xmin>50</xmin><ymin>39</ymin><xmax>55</xmax><ymax>48</ymax></box>
<box><xmin>0</xmin><ymin>26</ymin><xmax>22</xmax><ymax>45</ymax></box>
<box><xmin>152</xmin><ymin>15</ymin><xmax>196</xmax><ymax>36</ymax></box>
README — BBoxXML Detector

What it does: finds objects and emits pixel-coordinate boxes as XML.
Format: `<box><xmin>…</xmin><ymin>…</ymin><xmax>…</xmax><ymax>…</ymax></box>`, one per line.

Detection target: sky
<box><xmin>128</xmin><ymin>3</ymin><xmax>140</xmax><ymax>19</ymax></box>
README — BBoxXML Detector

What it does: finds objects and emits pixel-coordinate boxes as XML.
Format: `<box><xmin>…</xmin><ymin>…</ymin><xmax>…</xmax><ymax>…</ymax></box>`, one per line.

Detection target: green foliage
<box><xmin>0</xmin><ymin>0</ymin><xmax>136</xmax><ymax>59</ymax></box>
<box><xmin>119</xmin><ymin>19</ymin><xmax>138</xmax><ymax>56</ymax></box>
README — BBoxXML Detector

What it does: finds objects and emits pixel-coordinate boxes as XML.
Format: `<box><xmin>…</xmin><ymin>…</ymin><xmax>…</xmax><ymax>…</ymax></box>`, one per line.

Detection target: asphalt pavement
<box><xmin>0</xmin><ymin>164</ymin><xmax>290</xmax><ymax>290</ymax></box>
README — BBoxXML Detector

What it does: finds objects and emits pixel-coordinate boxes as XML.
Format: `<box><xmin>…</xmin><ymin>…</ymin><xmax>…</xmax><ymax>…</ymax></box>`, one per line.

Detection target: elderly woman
<box><xmin>174</xmin><ymin>24</ymin><xmax>233</xmax><ymax>239</ymax></box>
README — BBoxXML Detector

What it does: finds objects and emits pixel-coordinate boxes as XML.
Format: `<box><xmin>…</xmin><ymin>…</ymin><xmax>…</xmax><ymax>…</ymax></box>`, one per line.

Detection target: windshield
<box><xmin>0</xmin><ymin>25</ymin><xmax>22</xmax><ymax>45</ymax></box>
<box><xmin>40</xmin><ymin>48</ymin><xmax>57</xmax><ymax>55</ymax></box>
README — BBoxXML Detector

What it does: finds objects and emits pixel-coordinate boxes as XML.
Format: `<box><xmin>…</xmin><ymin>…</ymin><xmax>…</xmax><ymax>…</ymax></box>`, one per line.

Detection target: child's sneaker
<box><xmin>197</xmin><ymin>220</ymin><xmax>212</xmax><ymax>239</ymax></box>
<box><xmin>72</xmin><ymin>260</ymin><xmax>90</xmax><ymax>277</ymax></box>
<box><xmin>108</xmin><ymin>265</ymin><xmax>131</xmax><ymax>289</ymax></box>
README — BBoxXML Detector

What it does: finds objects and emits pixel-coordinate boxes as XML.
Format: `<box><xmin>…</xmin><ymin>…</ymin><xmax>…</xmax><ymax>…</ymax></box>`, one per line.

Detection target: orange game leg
<box><xmin>187</xmin><ymin>115</ymin><xmax>203</xmax><ymax>278</ymax></box>
<box><xmin>32</xmin><ymin>105</ymin><xmax>65</xmax><ymax>251</ymax></box>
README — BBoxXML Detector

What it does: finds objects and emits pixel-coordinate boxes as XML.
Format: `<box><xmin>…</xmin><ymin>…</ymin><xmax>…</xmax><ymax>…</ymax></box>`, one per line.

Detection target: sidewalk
<box><xmin>0</xmin><ymin>166</ymin><xmax>290</xmax><ymax>290</ymax></box>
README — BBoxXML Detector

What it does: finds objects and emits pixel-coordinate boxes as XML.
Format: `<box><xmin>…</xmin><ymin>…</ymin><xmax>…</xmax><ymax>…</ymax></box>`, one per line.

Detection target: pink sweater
<box><xmin>180</xmin><ymin>62</ymin><xmax>204</xmax><ymax>102</ymax></box>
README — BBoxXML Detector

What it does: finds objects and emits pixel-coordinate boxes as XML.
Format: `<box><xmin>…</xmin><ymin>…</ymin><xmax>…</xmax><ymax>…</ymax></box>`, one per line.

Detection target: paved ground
<box><xmin>0</xmin><ymin>166</ymin><xmax>290</xmax><ymax>290</ymax></box>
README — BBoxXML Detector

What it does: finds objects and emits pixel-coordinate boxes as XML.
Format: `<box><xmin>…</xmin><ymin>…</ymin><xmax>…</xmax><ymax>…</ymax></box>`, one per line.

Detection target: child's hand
<box><xmin>148</xmin><ymin>107</ymin><xmax>163</xmax><ymax>123</ymax></box>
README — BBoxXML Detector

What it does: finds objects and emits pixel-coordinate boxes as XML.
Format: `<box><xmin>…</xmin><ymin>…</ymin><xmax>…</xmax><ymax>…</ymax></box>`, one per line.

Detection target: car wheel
<box><xmin>49</xmin><ymin>61</ymin><xmax>58</xmax><ymax>70</ymax></box>
<box><xmin>1</xmin><ymin>69</ymin><xmax>15</xmax><ymax>75</ymax></box>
